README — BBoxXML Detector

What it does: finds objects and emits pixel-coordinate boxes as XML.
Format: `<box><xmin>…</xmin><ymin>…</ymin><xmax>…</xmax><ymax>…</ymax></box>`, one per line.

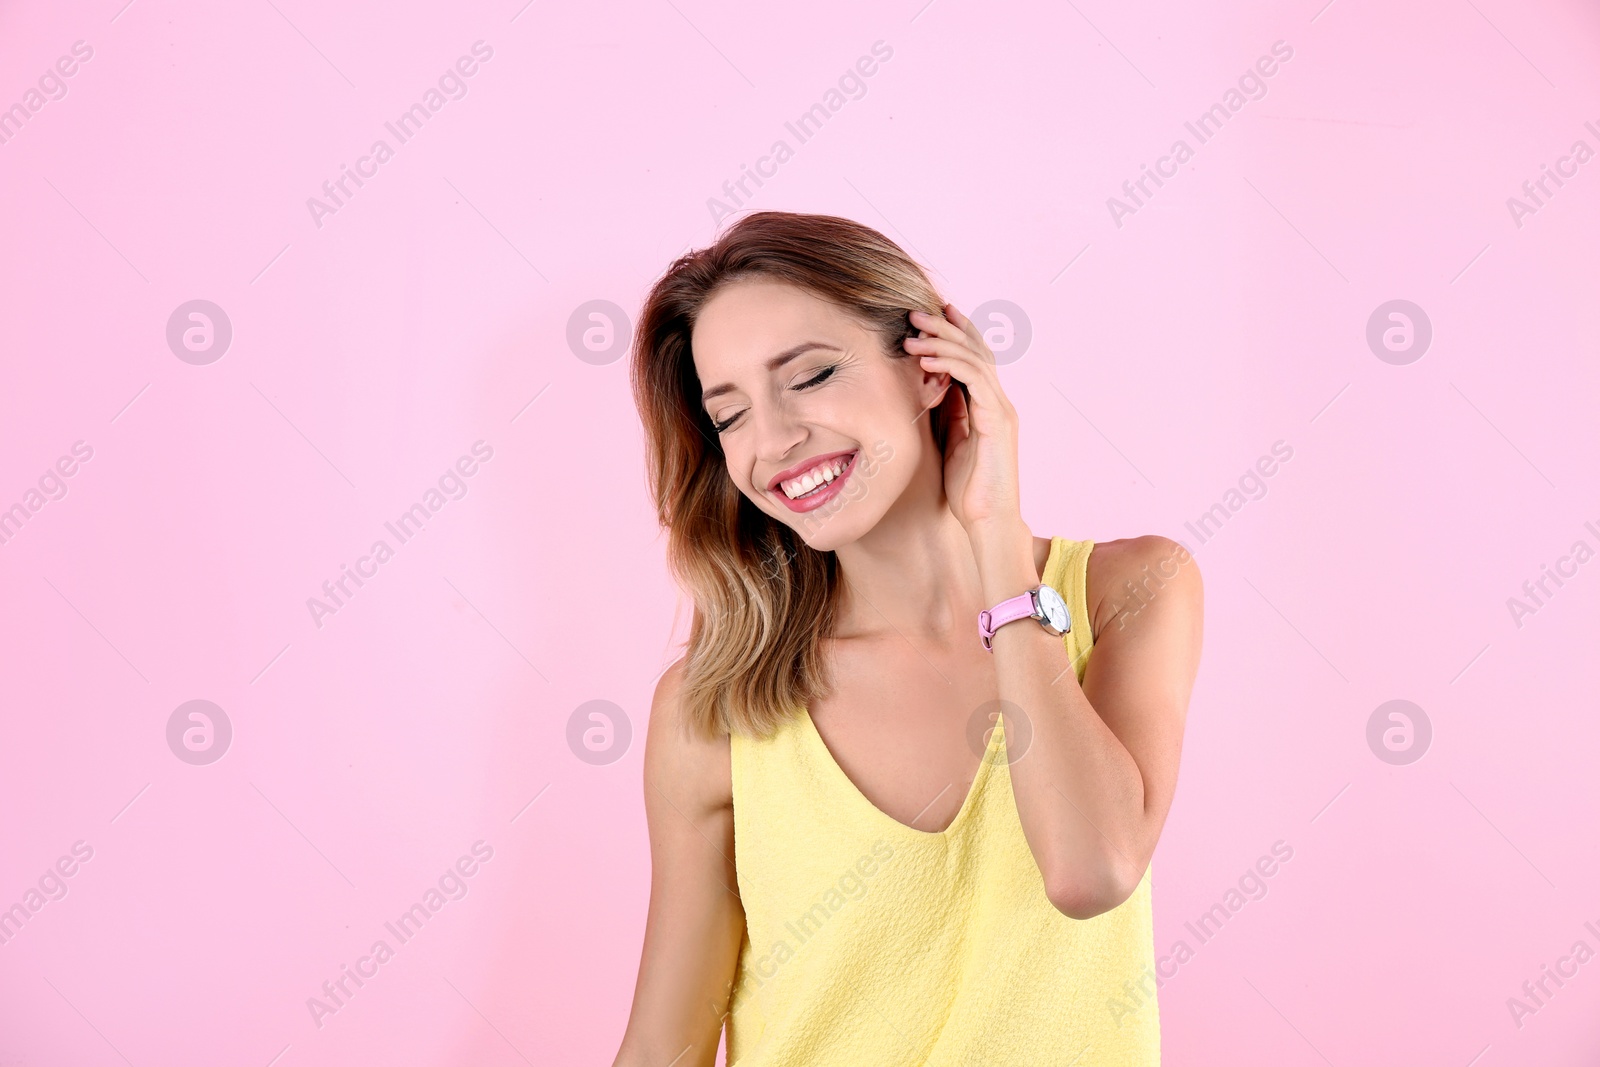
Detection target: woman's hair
<box><xmin>630</xmin><ymin>210</ymin><xmax>949</xmax><ymax>740</ymax></box>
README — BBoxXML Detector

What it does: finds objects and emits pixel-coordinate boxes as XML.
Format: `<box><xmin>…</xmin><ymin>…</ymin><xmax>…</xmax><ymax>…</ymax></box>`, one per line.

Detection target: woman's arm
<box><xmin>978</xmin><ymin>527</ymin><xmax>1202</xmax><ymax>920</ymax></box>
<box><xmin>613</xmin><ymin>659</ymin><xmax>746</xmax><ymax>1067</ymax></box>
<box><xmin>906</xmin><ymin>304</ymin><xmax>1202</xmax><ymax>921</ymax></box>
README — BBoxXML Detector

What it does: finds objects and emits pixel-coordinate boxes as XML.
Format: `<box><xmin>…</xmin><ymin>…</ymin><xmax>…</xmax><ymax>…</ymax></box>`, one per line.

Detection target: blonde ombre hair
<box><xmin>630</xmin><ymin>211</ymin><xmax>951</xmax><ymax>740</ymax></box>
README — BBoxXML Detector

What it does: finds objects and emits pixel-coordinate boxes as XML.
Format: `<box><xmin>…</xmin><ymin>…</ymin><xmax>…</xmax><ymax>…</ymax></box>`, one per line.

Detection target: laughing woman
<box><xmin>612</xmin><ymin>211</ymin><xmax>1202</xmax><ymax>1067</ymax></box>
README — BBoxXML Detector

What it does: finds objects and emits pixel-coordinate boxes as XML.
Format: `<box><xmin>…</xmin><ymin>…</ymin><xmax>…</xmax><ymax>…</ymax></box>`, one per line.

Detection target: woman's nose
<box><xmin>750</xmin><ymin>396</ymin><xmax>806</xmax><ymax>464</ymax></box>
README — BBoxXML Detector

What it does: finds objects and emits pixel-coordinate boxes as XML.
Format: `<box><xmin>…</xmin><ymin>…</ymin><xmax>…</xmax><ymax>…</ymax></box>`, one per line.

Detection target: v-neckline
<box><xmin>795</xmin><ymin>536</ymin><xmax>1066</xmax><ymax>840</ymax></box>
<box><xmin>797</xmin><ymin>704</ymin><xmax>1003</xmax><ymax>839</ymax></box>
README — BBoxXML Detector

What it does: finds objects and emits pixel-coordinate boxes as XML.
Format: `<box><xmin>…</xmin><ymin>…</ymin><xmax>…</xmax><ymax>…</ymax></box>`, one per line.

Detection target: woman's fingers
<box><xmin>913</xmin><ymin>344</ymin><xmax>1015</xmax><ymax>424</ymax></box>
<box><xmin>942</xmin><ymin>304</ymin><xmax>991</xmax><ymax>356</ymax></box>
<box><xmin>913</xmin><ymin>353</ymin><xmax>1011</xmax><ymax>429</ymax></box>
<box><xmin>911</xmin><ymin>305</ymin><xmax>1000</xmax><ymax>375</ymax></box>
<box><xmin>905</xmin><ymin>335</ymin><xmax>996</xmax><ymax>391</ymax></box>
<box><xmin>908</xmin><ymin>307</ymin><xmax>963</xmax><ymax>344</ymax></box>
<box><xmin>905</xmin><ymin>309</ymin><xmax>1017</xmax><ymax>432</ymax></box>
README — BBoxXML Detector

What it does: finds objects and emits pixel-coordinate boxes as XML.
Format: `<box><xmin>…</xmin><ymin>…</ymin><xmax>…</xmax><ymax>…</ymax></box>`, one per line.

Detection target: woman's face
<box><xmin>691</xmin><ymin>277</ymin><xmax>949</xmax><ymax>552</ymax></box>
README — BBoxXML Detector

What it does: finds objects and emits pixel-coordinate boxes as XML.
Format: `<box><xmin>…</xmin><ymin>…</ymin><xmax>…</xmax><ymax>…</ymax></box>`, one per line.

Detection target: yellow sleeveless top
<box><xmin>727</xmin><ymin>537</ymin><xmax>1160</xmax><ymax>1065</ymax></box>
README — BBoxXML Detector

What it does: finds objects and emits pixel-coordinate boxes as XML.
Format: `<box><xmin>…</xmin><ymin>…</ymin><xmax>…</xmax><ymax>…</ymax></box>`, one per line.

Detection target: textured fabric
<box><xmin>727</xmin><ymin>537</ymin><xmax>1160</xmax><ymax>1065</ymax></box>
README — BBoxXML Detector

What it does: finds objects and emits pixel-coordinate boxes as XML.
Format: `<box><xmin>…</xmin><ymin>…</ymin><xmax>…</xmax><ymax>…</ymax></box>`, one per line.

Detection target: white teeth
<box><xmin>779</xmin><ymin>454</ymin><xmax>855</xmax><ymax>499</ymax></box>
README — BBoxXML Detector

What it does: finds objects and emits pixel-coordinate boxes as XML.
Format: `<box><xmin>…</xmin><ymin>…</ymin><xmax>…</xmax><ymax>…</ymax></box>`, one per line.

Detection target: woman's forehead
<box><xmin>693</xmin><ymin>284</ymin><xmax>861</xmax><ymax>370</ymax></box>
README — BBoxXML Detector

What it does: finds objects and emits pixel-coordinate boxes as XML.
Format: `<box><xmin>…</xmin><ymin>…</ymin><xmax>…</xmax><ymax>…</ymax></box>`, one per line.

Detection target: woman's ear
<box><xmin>921</xmin><ymin>366</ymin><xmax>952</xmax><ymax>409</ymax></box>
<box><xmin>928</xmin><ymin>374</ymin><xmax>964</xmax><ymax>455</ymax></box>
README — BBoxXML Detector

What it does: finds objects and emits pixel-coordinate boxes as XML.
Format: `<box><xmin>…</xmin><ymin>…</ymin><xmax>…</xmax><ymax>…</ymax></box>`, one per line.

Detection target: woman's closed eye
<box><xmin>794</xmin><ymin>363</ymin><xmax>837</xmax><ymax>390</ymax></box>
<box><xmin>711</xmin><ymin>364</ymin><xmax>839</xmax><ymax>433</ymax></box>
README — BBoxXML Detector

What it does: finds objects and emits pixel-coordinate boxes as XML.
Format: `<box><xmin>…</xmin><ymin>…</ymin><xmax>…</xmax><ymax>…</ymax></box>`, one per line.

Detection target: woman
<box><xmin>614</xmin><ymin>211</ymin><xmax>1202</xmax><ymax>1066</ymax></box>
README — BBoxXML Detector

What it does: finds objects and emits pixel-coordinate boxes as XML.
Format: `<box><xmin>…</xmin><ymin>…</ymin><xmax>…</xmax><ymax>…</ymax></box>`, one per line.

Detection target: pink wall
<box><xmin>2</xmin><ymin>0</ymin><xmax>1598</xmax><ymax>1063</ymax></box>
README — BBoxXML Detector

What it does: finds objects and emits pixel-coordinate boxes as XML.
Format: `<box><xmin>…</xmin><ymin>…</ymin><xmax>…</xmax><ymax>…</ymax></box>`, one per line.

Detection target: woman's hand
<box><xmin>904</xmin><ymin>303</ymin><xmax>1025</xmax><ymax>538</ymax></box>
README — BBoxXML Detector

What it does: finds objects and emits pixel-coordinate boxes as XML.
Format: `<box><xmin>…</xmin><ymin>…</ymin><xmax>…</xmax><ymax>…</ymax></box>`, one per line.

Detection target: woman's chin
<box><xmin>788</xmin><ymin>509</ymin><xmax>871</xmax><ymax>554</ymax></box>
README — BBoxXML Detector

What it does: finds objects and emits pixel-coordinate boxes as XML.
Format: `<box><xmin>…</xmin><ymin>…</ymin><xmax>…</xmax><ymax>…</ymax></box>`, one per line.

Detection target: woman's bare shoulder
<box><xmin>1084</xmin><ymin>535</ymin><xmax>1201</xmax><ymax>637</ymax></box>
<box><xmin>643</xmin><ymin>657</ymin><xmax>733</xmax><ymax>819</ymax></box>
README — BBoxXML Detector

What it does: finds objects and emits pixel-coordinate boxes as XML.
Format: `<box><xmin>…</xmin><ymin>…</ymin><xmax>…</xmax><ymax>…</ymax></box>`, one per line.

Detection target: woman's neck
<box><xmin>831</xmin><ymin>492</ymin><xmax>988</xmax><ymax>641</ymax></box>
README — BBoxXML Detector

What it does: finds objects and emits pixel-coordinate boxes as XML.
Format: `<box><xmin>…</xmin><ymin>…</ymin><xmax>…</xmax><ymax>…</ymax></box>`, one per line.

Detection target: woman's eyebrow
<box><xmin>701</xmin><ymin>342</ymin><xmax>843</xmax><ymax>404</ymax></box>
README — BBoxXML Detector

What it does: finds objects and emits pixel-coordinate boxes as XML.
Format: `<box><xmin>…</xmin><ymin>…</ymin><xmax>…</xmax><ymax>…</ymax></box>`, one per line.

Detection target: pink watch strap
<box><xmin>978</xmin><ymin>590</ymin><xmax>1037</xmax><ymax>651</ymax></box>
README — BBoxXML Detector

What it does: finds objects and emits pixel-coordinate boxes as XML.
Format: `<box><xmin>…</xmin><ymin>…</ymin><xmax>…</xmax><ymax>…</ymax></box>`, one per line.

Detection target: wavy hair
<box><xmin>630</xmin><ymin>211</ymin><xmax>951</xmax><ymax>739</ymax></box>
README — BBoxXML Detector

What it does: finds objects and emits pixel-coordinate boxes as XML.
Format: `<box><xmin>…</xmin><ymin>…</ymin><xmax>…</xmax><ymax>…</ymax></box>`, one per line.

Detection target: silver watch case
<box><xmin>1032</xmin><ymin>583</ymin><xmax>1072</xmax><ymax>636</ymax></box>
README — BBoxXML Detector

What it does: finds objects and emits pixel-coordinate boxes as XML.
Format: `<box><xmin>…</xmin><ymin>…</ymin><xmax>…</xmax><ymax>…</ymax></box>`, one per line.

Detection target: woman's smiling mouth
<box><xmin>768</xmin><ymin>450</ymin><xmax>858</xmax><ymax>512</ymax></box>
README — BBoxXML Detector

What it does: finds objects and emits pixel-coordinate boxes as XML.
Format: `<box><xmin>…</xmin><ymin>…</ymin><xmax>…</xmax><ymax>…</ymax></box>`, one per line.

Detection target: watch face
<box><xmin>1036</xmin><ymin>585</ymin><xmax>1070</xmax><ymax>633</ymax></box>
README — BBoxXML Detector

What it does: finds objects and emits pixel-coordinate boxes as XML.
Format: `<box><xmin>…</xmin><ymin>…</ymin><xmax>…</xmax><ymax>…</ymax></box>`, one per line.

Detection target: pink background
<box><xmin>2</xmin><ymin>0</ymin><xmax>1598</xmax><ymax>1063</ymax></box>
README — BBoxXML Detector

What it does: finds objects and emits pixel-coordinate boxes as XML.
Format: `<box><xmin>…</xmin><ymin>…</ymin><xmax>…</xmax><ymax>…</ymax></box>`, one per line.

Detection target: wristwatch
<box><xmin>979</xmin><ymin>584</ymin><xmax>1071</xmax><ymax>651</ymax></box>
